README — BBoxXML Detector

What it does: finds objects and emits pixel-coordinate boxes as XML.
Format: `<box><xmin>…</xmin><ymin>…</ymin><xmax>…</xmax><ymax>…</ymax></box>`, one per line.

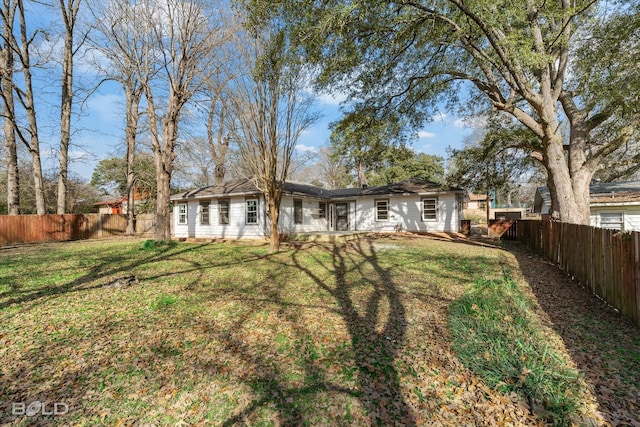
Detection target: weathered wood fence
<box><xmin>0</xmin><ymin>213</ymin><xmax>156</xmax><ymax>245</ymax></box>
<box><xmin>488</xmin><ymin>219</ymin><xmax>518</xmax><ymax>240</ymax></box>
<box><xmin>516</xmin><ymin>219</ymin><xmax>640</xmax><ymax>327</ymax></box>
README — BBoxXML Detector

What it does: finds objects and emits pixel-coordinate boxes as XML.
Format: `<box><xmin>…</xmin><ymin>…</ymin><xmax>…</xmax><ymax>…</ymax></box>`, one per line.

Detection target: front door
<box><xmin>335</xmin><ymin>202</ymin><xmax>349</xmax><ymax>231</ymax></box>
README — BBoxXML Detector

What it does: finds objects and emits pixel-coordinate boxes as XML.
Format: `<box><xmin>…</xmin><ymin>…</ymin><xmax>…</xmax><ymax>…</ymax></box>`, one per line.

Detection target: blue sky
<box><xmin>298</xmin><ymin>91</ymin><xmax>475</xmax><ymax>161</ymax></box>
<box><xmin>52</xmin><ymin>84</ymin><xmax>475</xmax><ymax>182</ymax></box>
<box><xmin>25</xmin><ymin>3</ymin><xmax>477</xmax><ymax>184</ymax></box>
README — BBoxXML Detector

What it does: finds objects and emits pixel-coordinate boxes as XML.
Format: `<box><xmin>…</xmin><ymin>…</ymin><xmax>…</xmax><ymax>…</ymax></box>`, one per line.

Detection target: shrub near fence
<box><xmin>0</xmin><ymin>214</ymin><xmax>128</xmax><ymax>245</ymax></box>
<box><xmin>516</xmin><ymin>219</ymin><xmax>640</xmax><ymax>328</ymax></box>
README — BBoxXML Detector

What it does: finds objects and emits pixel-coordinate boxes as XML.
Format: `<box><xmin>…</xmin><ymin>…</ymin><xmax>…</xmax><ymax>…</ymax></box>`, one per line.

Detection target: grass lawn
<box><xmin>0</xmin><ymin>236</ymin><xmax>635</xmax><ymax>425</ymax></box>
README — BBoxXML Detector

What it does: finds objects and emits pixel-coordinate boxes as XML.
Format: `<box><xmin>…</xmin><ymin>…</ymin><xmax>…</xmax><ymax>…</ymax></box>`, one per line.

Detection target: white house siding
<box><xmin>173</xmin><ymin>195</ymin><xmax>267</xmax><ymax>239</ymax></box>
<box><xmin>278</xmin><ymin>196</ymin><xmax>330</xmax><ymax>234</ymax></box>
<box><xmin>590</xmin><ymin>205</ymin><xmax>640</xmax><ymax>231</ymax></box>
<box><xmin>354</xmin><ymin>193</ymin><xmax>460</xmax><ymax>233</ymax></box>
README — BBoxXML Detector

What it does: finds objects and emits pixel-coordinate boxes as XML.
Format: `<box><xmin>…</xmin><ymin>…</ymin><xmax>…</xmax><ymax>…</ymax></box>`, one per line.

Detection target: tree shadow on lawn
<box><xmin>217</xmin><ymin>239</ymin><xmax>417</xmax><ymax>426</ymax></box>
<box><xmin>1</xmin><ymin>239</ymin><xmax>419</xmax><ymax>425</ymax></box>
<box><xmin>0</xmin><ymin>241</ymin><xmax>273</xmax><ymax>316</ymax></box>
<box><xmin>508</xmin><ymin>243</ymin><xmax>640</xmax><ymax>425</ymax></box>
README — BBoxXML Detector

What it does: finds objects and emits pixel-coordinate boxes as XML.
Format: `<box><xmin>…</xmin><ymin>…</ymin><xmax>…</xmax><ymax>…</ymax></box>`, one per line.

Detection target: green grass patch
<box><xmin>151</xmin><ymin>294</ymin><xmax>179</xmax><ymax>310</ymax></box>
<box><xmin>140</xmin><ymin>239</ymin><xmax>178</xmax><ymax>251</ymax></box>
<box><xmin>449</xmin><ymin>271</ymin><xmax>590</xmax><ymax>425</ymax></box>
<box><xmin>0</xmin><ymin>237</ymin><xmax>632</xmax><ymax>425</ymax></box>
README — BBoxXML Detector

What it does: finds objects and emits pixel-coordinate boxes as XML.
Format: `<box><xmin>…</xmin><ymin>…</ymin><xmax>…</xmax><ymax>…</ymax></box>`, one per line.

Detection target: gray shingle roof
<box><xmin>171</xmin><ymin>177</ymin><xmax>462</xmax><ymax>201</ymax></box>
<box><xmin>170</xmin><ymin>177</ymin><xmax>261</xmax><ymax>200</ymax></box>
<box><xmin>534</xmin><ymin>180</ymin><xmax>640</xmax><ymax>212</ymax></box>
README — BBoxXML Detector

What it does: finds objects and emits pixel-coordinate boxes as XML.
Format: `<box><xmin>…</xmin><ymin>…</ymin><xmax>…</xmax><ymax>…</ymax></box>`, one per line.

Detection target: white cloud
<box><xmin>68</xmin><ymin>150</ymin><xmax>92</xmax><ymax>161</ymax></box>
<box><xmin>315</xmin><ymin>90</ymin><xmax>349</xmax><ymax>106</ymax></box>
<box><xmin>454</xmin><ymin>115</ymin><xmax>488</xmax><ymax>129</ymax></box>
<box><xmin>429</xmin><ymin>112</ymin><xmax>448</xmax><ymax>123</ymax></box>
<box><xmin>41</xmin><ymin>148</ymin><xmax>92</xmax><ymax>161</ymax></box>
<box><xmin>295</xmin><ymin>143</ymin><xmax>319</xmax><ymax>154</ymax></box>
<box><xmin>418</xmin><ymin>131</ymin><xmax>436</xmax><ymax>139</ymax></box>
<box><xmin>86</xmin><ymin>93</ymin><xmax>123</xmax><ymax>123</ymax></box>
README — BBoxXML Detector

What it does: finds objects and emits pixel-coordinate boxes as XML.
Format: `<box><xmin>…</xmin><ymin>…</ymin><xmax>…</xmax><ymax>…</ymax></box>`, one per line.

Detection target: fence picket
<box><xmin>516</xmin><ymin>219</ymin><xmax>640</xmax><ymax>328</ymax></box>
<box><xmin>0</xmin><ymin>214</ymin><xmax>128</xmax><ymax>245</ymax></box>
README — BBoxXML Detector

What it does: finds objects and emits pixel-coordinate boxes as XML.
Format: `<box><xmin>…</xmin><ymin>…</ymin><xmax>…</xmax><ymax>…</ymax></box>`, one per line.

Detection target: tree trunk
<box><xmin>16</xmin><ymin>0</ymin><xmax>45</xmax><ymax>215</ymax></box>
<box><xmin>125</xmin><ymin>89</ymin><xmax>141</xmax><ymax>235</ymax></box>
<box><xmin>356</xmin><ymin>160</ymin><xmax>366</xmax><ymax>187</ymax></box>
<box><xmin>1</xmin><ymin>27</ymin><xmax>20</xmax><ymax>215</ymax></box>
<box><xmin>155</xmin><ymin>162</ymin><xmax>172</xmax><ymax>241</ymax></box>
<box><xmin>153</xmin><ymin>113</ymin><xmax>178</xmax><ymax>241</ymax></box>
<box><xmin>214</xmin><ymin>163</ymin><xmax>226</xmax><ymax>185</ymax></box>
<box><xmin>208</xmin><ymin>103</ymin><xmax>229</xmax><ymax>186</ymax></box>
<box><xmin>542</xmin><ymin>134</ymin><xmax>583</xmax><ymax>223</ymax></box>
<box><xmin>266</xmin><ymin>191</ymin><xmax>281</xmax><ymax>253</ymax></box>
<box><xmin>57</xmin><ymin>3</ymin><xmax>75</xmax><ymax>214</ymax></box>
<box><xmin>29</xmin><ymin>148</ymin><xmax>46</xmax><ymax>214</ymax></box>
<box><xmin>3</xmin><ymin>114</ymin><xmax>20</xmax><ymax>215</ymax></box>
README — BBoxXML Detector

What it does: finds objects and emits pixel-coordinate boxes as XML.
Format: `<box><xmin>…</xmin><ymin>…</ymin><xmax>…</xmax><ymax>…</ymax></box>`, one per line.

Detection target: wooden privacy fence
<box><xmin>516</xmin><ymin>219</ymin><xmax>640</xmax><ymax>327</ymax></box>
<box><xmin>0</xmin><ymin>214</ymin><xmax>157</xmax><ymax>245</ymax></box>
<box><xmin>488</xmin><ymin>219</ymin><xmax>518</xmax><ymax>240</ymax></box>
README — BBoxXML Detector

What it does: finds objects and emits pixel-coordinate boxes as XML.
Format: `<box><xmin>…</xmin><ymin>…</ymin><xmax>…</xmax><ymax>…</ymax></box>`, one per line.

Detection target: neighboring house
<box><xmin>464</xmin><ymin>193</ymin><xmax>530</xmax><ymax>221</ymax></box>
<box><xmin>533</xmin><ymin>181</ymin><xmax>640</xmax><ymax>231</ymax></box>
<box><xmin>465</xmin><ymin>194</ymin><xmax>488</xmax><ymax>210</ymax></box>
<box><xmin>170</xmin><ymin>177</ymin><xmax>465</xmax><ymax>239</ymax></box>
<box><xmin>94</xmin><ymin>197</ymin><xmax>125</xmax><ymax>214</ymax></box>
<box><xmin>93</xmin><ymin>189</ymin><xmax>151</xmax><ymax>215</ymax></box>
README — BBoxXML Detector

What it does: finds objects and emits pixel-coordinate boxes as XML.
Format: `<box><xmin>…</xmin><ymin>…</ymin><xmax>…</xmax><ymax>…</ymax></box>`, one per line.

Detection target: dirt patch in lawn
<box><xmin>509</xmin><ymin>243</ymin><xmax>640</xmax><ymax>425</ymax></box>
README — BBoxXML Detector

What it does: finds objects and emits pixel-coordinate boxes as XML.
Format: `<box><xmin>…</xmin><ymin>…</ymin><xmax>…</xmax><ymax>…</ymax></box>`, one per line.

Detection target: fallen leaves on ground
<box><xmin>0</xmin><ymin>236</ymin><xmax>637</xmax><ymax>425</ymax></box>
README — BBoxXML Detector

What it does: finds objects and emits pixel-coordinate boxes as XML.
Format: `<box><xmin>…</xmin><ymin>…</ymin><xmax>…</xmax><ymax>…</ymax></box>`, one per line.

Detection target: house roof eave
<box><xmin>590</xmin><ymin>201</ymin><xmax>640</xmax><ymax>207</ymax></box>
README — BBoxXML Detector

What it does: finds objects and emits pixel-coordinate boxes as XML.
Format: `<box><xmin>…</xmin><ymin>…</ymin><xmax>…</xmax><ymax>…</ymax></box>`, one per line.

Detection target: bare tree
<box><xmin>206</xmin><ymin>91</ymin><xmax>230</xmax><ymax>185</ymax></box>
<box><xmin>173</xmin><ymin>136</ymin><xmax>216</xmax><ymax>187</ymax></box>
<box><xmin>0</xmin><ymin>0</ymin><xmax>20</xmax><ymax>214</ymax></box>
<box><xmin>184</xmin><ymin>30</ymin><xmax>241</xmax><ymax>186</ymax></box>
<box><xmin>87</xmin><ymin>0</ymin><xmax>146</xmax><ymax>235</ymax></box>
<box><xmin>7</xmin><ymin>0</ymin><xmax>47</xmax><ymax>214</ymax></box>
<box><xmin>316</xmin><ymin>146</ymin><xmax>353</xmax><ymax>190</ymax></box>
<box><xmin>230</xmin><ymin>17</ymin><xmax>320</xmax><ymax>252</ymax></box>
<box><xmin>55</xmin><ymin>0</ymin><xmax>82</xmax><ymax>214</ymax></box>
<box><xmin>133</xmin><ymin>0</ymin><xmax>228</xmax><ymax>241</ymax></box>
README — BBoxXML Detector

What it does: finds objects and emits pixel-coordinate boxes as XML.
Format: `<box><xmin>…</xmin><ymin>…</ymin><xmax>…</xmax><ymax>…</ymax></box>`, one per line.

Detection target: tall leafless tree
<box><xmin>206</xmin><ymin>91</ymin><xmax>230</xmax><ymax>185</ymax></box>
<box><xmin>0</xmin><ymin>0</ymin><xmax>20</xmax><ymax>214</ymax></box>
<box><xmin>133</xmin><ymin>0</ymin><xmax>229</xmax><ymax>241</ymax></box>
<box><xmin>56</xmin><ymin>0</ymin><xmax>82</xmax><ymax>214</ymax></box>
<box><xmin>230</xmin><ymin>18</ymin><xmax>319</xmax><ymax>252</ymax></box>
<box><xmin>8</xmin><ymin>0</ymin><xmax>47</xmax><ymax>214</ymax></box>
<box><xmin>88</xmin><ymin>0</ymin><xmax>146</xmax><ymax>235</ymax></box>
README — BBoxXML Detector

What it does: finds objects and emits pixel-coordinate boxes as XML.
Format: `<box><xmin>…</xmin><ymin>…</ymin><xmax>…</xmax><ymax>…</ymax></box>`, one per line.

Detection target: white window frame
<box><xmin>246</xmin><ymin>198</ymin><xmax>258</xmax><ymax>225</ymax></box>
<box><xmin>421</xmin><ymin>198</ymin><xmax>438</xmax><ymax>221</ymax></box>
<box><xmin>294</xmin><ymin>199</ymin><xmax>303</xmax><ymax>224</ymax></box>
<box><xmin>318</xmin><ymin>202</ymin><xmax>327</xmax><ymax>219</ymax></box>
<box><xmin>200</xmin><ymin>201</ymin><xmax>210</xmax><ymax>225</ymax></box>
<box><xmin>178</xmin><ymin>203</ymin><xmax>187</xmax><ymax>225</ymax></box>
<box><xmin>600</xmin><ymin>212</ymin><xmax>623</xmax><ymax>230</ymax></box>
<box><xmin>375</xmin><ymin>199</ymin><xmax>389</xmax><ymax>221</ymax></box>
<box><xmin>218</xmin><ymin>199</ymin><xmax>230</xmax><ymax>225</ymax></box>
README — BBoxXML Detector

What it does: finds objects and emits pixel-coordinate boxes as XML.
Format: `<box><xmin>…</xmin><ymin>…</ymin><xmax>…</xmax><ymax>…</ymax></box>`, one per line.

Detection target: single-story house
<box><xmin>170</xmin><ymin>177</ymin><xmax>465</xmax><ymax>239</ymax></box>
<box><xmin>93</xmin><ymin>189</ymin><xmax>151</xmax><ymax>215</ymax></box>
<box><xmin>94</xmin><ymin>197</ymin><xmax>125</xmax><ymax>215</ymax></box>
<box><xmin>533</xmin><ymin>180</ymin><xmax>640</xmax><ymax>231</ymax></box>
<box><xmin>465</xmin><ymin>194</ymin><xmax>488</xmax><ymax>210</ymax></box>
